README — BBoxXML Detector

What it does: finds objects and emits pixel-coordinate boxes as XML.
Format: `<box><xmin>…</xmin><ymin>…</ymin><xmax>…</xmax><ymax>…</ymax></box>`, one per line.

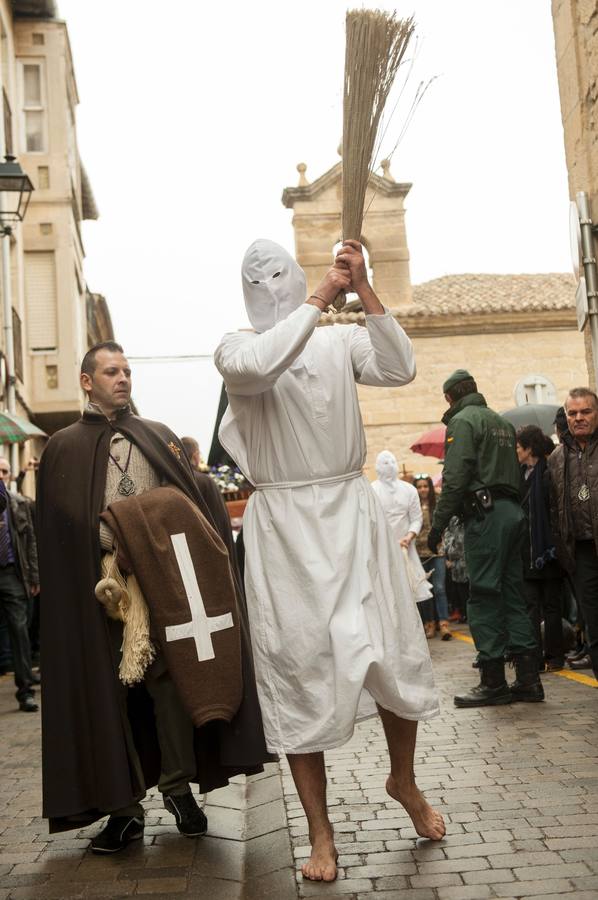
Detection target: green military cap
<box><xmin>442</xmin><ymin>369</ymin><xmax>474</xmax><ymax>394</ymax></box>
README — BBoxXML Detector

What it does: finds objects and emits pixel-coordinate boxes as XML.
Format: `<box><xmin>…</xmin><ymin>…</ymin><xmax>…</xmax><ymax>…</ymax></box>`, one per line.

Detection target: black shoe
<box><xmin>164</xmin><ymin>792</ymin><xmax>208</xmax><ymax>837</ymax></box>
<box><xmin>30</xmin><ymin>672</ymin><xmax>41</xmax><ymax>685</ymax></box>
<box><xmin>510</xmin><ymin>653</ymin><xmax>545</xmax><ymax>702</ymax></box>
<box><xmin>545</xmin><ymin>658</ymin><xmax>564</xmax><ymax>672</ymax></box>
<box><xmin>18</xmin><ymin>696</ymin><xmax>38</xmax><ymax>712</ymax></box>
<box><xmin>568</xmin><ymin>653</ymin><xmax>592</xmax><ymax>670</ymax></box>
<box><xmin>455</xmin><ymin>658</ymin><xmax>512</xmax><ymax>708</ymax></box>
<box><xmin>91</xmin><ymin>816</ymin><xmax>144</xmax><ymax>854</ymax></box>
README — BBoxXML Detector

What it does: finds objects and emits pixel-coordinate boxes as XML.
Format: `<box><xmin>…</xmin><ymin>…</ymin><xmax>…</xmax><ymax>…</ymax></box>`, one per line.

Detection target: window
<box><xmin>37</xmin><ymin>165</ymin><xmax>49</xmax><ymax>189</ymax></box>
<box><xmin>19</xmin><ymin>61</ymin><xmax>46</xmax><ymax>153</ymax></box>
<box><xmin>24</xmin><ymin>251</ymin><xmax>57</xmax><ymax>352</ymax></box>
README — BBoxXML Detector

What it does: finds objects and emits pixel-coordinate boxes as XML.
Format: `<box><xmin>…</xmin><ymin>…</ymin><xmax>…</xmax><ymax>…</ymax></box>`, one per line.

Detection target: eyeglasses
<box><xmin>0</xmin><ymin>468</ymin><xmax>10</xmax><ymax>475</ymax></box>
<box><xmin>414</xmin><ymin>473</ymin><xmax>430</xmax><ymax>480</ymax></box>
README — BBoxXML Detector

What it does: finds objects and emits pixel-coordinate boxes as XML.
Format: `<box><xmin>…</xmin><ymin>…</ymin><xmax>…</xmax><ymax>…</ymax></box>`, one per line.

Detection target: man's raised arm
<box><xmin>336</xmin><ymin>240</ymin><xmax>416</xmax><ymax>388</ymax></box>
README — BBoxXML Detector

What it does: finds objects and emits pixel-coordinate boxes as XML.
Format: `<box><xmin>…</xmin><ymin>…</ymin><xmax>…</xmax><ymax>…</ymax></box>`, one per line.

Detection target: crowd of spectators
<box><xmin>379</xmin><ymin>389</ymin><xmax>598</xmax><ymax>680</ymax></box>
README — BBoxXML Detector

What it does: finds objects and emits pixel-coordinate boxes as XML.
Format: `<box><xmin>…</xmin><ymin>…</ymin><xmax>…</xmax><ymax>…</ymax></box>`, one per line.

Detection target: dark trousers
<box><xmin>524</xmin><ymin>577</ymin><xmax>565</xmax><ymax>666</ymax></box>
<box><xmin>572</xmin><ymin>541</ymin><xmax>598</xmax><ymax>678</ymax></box>
<box><xmin>0</xmin><ymin>607</ymin><xmax>12</xmax><ymax>668</ymax></box>
<box><xmin>449</xmin><ymin>578</ymin><xmax>469</xmax><ymax>619</ymax></box>
<box><xmin>112</xmin><ymin>654</ymin><xmax>196</xmax><ymax>819</ymax></box>
<box><xmin>0</xmin><ymin>565</ymin><xmax>34</xmax><ymax>702</ymax></box>
<box><xmin>464</xmin><ymin>499</ymin><xmax>537</xmax><ymax>662</ymax></box>
<box><xmin>419</xmin><ymin>556</ymin><xmax>449</xmax><ymax>622</ymax></box>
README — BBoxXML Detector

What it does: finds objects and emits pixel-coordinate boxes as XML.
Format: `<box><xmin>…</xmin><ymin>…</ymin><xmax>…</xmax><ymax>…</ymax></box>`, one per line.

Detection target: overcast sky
<box><xmin>57</xmin><ymin>0</ymin><xmax>572</xmax><ymax>454</ymax></box>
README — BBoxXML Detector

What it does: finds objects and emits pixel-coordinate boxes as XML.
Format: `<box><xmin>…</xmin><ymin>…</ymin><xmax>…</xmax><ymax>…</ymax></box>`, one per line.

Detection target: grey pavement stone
<box><xmin>298</xmin><ymin>877</ymin><xmax>372</xmax><ymax>896</ymax></box>
<box><xmin>491</xmin><ymin>879</ymin><xmax>576</xmax><ymax>897</ymax></box>
<box><xmin>462</xmin><ymin>867</ymin><xmax>516</xmax><ymax>884</ymax></box>
<box><xmin>437</xmin><ymin>885</ymin><xmax>493</xmax><ymax>899</ymax></box>
<box><xmin>408</xmin><ymin>872</ymin><xmax>463</xmax><ymax>888</ymax></box>
<box><xmin>512</xmin><ymin>862</ymin><xmax>591</xmax><ymax>880</ymax></box>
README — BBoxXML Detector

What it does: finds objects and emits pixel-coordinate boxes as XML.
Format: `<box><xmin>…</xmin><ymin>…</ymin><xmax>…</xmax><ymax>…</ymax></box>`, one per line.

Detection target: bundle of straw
<box><xmin>334</xmin><ymin>8</ymin><xmax>415</xmax><ymax>311</ymax></box>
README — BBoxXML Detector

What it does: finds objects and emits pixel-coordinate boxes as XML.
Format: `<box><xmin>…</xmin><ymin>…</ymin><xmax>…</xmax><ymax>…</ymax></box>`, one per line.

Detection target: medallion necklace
<box><xmin>109</xmin><ymin>441</ymin><xmax>136</xmax><ymax>496</ymax></box>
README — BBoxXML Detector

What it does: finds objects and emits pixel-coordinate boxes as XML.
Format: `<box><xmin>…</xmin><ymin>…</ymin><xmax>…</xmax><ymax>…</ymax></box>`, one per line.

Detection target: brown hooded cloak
<box><xmin>37</xmin><ymin>406</ymin><xmax>271</xmax><ymax>833</ymax></box>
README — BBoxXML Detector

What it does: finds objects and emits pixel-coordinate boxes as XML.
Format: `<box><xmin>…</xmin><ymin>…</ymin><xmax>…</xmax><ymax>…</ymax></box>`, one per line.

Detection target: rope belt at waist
<box><xmin>254</xmin><ymin>469</ymin><xmax>364</xmax><ymax>491</ymax></box>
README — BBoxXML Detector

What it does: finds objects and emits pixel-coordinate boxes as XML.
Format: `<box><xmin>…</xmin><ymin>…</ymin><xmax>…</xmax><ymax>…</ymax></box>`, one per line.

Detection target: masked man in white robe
<box><xmin>371</xmin><ymin>450</ymin><xmax>431</xmax><ymax>605</ymax></box>
<box><xmin>215</xmin><ymin>239</ymin><xmax>444</xmax><ymax>882</ymax></box>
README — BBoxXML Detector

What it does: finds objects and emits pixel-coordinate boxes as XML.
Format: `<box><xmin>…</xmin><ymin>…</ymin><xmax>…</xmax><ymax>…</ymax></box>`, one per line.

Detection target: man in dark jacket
<box><xmin>428</xmin><ymin>371</ymin><xmax>542</xmax><ymax>707</ymax></box>
<box><xmin>0</xmin><ymin>458</ymin><xmax>39</xmax><ymax>712</ymax></box>
<box><xmin>548</xmin><ymin>387</ymin><xmax>598</xmax><ymax>681</ymax></box>
<box><xmin>37</xmin><ymin>341</ymin><xmax>270</xmax><ymax>852</ymax></box>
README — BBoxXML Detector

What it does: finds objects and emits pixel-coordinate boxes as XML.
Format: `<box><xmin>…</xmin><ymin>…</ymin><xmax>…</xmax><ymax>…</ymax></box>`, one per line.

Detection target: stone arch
<box><xmin>282</xmin><ymin>160</ymin><xmax>413</xmax><ymax>305</ymax></box>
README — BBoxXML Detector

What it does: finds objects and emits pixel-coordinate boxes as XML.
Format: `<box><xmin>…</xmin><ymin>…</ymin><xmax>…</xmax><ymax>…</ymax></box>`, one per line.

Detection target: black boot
<box><xmin>510</xmin><ymin>653</ymin><xmax>545</xmax><ymax>702</ymax></box>
<box><xmin>454</xmin><ymin>658</ymin><xmax>512</xmax><ymax>708</ymax></box>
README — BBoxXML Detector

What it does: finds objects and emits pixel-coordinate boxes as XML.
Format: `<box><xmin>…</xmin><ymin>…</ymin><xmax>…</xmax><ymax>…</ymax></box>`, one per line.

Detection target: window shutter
<box><xmin>25</xmin><ymin>251</ymin><xmax>57</xmax><ymax>351</ymax></box>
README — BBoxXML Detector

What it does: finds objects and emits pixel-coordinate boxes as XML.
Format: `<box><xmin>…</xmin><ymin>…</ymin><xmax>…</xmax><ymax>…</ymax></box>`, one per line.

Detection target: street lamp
<box><xmin>0</xmin><ymin>155</ymin><xmax>34</xmax><ymax>232</ymax></box>
<box><xmin>0</xmin><ymin>154</ymin><xmax>34</xmax><ymax>485</ymax></box>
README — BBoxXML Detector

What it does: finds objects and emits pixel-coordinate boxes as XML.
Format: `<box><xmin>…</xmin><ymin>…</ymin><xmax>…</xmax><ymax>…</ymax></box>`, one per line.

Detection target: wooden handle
<box><xmin>332</xmin><ymin>289</ymin><xmax>347</xmax><ymax>312</ymax></box>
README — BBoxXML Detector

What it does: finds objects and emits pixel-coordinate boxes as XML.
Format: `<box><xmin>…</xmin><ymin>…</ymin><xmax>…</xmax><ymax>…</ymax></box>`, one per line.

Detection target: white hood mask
<box><xmin>376</xmin><ymin>450</ymin><xmax>399</xmax><ymax>487</ymax></box>
<box><xmin>242</xmin><ymin>239</ymin><xmax>307</xmax><ymax>333</ymax></box>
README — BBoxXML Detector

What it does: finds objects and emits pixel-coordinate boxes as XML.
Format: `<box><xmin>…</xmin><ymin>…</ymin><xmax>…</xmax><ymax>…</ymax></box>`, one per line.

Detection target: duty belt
<box><xmin>463</xmin><ymin>486</ymin><xmax>517</xmax><ymax>519</ymax></box>
<box><xmin>254</xmin><ymin>469</ymin><xmax>364</xmax><ymax>491</ymax></box>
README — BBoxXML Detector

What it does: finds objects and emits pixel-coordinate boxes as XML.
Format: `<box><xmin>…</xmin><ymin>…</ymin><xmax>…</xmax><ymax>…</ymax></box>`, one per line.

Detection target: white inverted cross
<box><xmin>165</xmin><ymin>532</ymin><xmax>234</xmax><ymax>662</ymax></box>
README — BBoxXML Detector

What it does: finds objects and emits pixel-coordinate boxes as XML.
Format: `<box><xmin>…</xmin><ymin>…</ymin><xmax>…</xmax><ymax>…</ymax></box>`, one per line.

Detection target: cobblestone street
<box><xmin>1</xmin><ymin>629</ymin><xmax>597</xmax><ymax>899</ymax></box>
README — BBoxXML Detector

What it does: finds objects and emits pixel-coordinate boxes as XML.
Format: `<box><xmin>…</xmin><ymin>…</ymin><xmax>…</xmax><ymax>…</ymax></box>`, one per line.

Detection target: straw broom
<box><xmin>334</xmin><ymin>8</ymin><xmax>415</xmax><ymax>311</ymax></box>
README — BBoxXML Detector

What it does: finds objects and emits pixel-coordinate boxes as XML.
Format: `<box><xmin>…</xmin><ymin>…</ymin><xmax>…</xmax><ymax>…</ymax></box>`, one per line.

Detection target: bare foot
<box><xmin>301</xmin><ymin>829</ymin><xmax>338</xmax><ymax>882</ymax></box>
<box><xmin>386</xmin><ymin>775</ymin><xmax>446</xmax><ymax>840</ymax></box>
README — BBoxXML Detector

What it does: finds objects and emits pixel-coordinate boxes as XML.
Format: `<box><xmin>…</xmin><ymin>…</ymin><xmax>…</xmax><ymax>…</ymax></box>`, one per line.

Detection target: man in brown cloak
<box><xmin>37</xmin><ymin>341</ymin><xmax>270</xmax><ymax>853</ymax></box>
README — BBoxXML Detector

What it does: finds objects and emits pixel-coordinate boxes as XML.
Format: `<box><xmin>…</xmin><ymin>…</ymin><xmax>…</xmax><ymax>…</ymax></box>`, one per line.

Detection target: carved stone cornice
<box><xmin>282</xmin><ymin>161</ymin><xmax>411</xmax><ymax>208</ymax></box>
<box><xmin>320</xmin><ymin>307</ymin><xmax>578</xmax><ymax>336</ymax></box>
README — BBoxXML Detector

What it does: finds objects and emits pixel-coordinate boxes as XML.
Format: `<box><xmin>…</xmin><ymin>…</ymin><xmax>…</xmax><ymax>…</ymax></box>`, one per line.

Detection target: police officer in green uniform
<box><xmin>427</xmin><ymin>370</ymin><xmax>544</xmax><ymax>707</ymax></box>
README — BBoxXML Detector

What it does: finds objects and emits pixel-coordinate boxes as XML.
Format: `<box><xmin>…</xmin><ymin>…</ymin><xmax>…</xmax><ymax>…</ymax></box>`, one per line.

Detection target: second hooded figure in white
<box><xmin>215</xmin><ymin>239</ymin><xmax>444</xmax><ymax>882</ymax></box>
<box><xmin>371</xmin><ymin>450</ymin><xmax>432</xmax><ymax>604</ymax></box>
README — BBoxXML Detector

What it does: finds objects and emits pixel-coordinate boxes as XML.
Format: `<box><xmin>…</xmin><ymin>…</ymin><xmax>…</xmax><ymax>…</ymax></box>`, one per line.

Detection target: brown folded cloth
<box><xmin>101</xmin><ymin>486</ymin><xmax>242</xmax><ymax>727</ymax></box>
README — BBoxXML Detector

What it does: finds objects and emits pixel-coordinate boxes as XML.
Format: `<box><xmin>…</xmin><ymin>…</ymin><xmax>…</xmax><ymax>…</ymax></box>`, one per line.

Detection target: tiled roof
<box><xmin>409</xmin><ymin>273</ymin><xmax>576</xmax><ymax>316</ymax></box>
<box><xmin>334</xmin><ymin>273</ymin><xmax>576</xmax><ymax>322</ymax></box>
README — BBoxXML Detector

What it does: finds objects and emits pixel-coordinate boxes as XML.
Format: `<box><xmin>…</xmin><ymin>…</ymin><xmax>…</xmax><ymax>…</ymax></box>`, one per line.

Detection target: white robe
<box><xmin>370</xmin><ymin>476</ymin><xmax>432</xmax><ymax>604</ymax></box>
<box><xmin>215</xmin><ymin>303</ymin><xmax>439</xmax><ymax>754</ymax></box>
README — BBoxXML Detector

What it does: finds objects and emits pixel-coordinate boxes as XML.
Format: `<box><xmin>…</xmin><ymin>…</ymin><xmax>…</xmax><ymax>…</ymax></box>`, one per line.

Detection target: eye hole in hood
<box><xmin>242</xmin><ymin>239</ymin><xmax>307</xmax><ymax>333</ymax></box>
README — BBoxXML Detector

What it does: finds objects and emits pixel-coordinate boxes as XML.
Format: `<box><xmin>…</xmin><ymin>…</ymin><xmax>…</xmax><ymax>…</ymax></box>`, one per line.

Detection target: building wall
<box><xmin>360</xmin><ymin>324</ymin><xmax>587</xmax><ymax>481</ymax></box>
<box><xmin>14</xmin><ymin>18</ymin><xmax>87</xmax><ymax>420</ymax></box>
<box><xmin>0</xmin><ymin>7</ymin><xmax>106</xmax><ymax>485</ymax></box>
<box><xmin>284</xmin><ymin>165</ymin><xmax>413</xmax><ymax>305</ymax></box>
<box><xmin>552</xmin><ymin>0</ymin><xmax>598</xmax><ymax>386</ymax></box>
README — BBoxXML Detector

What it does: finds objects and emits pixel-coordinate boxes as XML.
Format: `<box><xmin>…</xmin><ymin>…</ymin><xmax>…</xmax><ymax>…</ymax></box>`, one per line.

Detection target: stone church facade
<box><xmin>283</xmin><ymin>160</ymin><xmax>586</xmax><ymax>479</ymax></box>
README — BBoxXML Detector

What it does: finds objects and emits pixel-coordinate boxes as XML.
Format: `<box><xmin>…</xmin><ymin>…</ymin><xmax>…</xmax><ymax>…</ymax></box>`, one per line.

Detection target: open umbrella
<box><xmin>501</xmin><ymin>404</ymin><xmax>559</xmax><ymax>435</ymax></box>
<box><xmin>410</xmin><ymin>425</ymin><xmax>447</xmax><ymax>460</ymax></box>
<box><xmin>0</xmin><ymin>410</ymin><xmax>47</xmax><ymax>444</ymax></box>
